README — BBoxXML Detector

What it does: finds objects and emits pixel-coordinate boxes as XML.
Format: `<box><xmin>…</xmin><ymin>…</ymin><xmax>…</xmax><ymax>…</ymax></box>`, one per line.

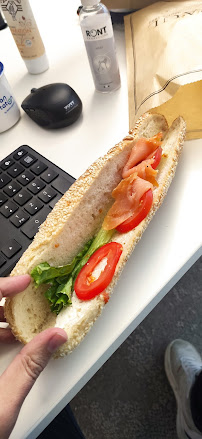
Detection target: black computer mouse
<box><xmin>21</xmin><ymin>83</ymin><xmax>82</xmax><ymax>129</ymax></box>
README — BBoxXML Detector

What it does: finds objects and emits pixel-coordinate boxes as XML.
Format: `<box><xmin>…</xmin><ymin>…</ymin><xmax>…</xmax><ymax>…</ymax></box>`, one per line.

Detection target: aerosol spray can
<box><xmin>79</xmin><ymin>0</ymin><xmax>121</xmax><ymax>93</ymax></box>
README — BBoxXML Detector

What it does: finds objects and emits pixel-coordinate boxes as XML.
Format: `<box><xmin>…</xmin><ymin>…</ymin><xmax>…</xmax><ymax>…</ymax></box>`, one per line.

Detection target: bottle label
<box><xmin>0</xmin><ymin>0</ymin><xmax>45</xmax><ymax>59</ymax></box>
<box><xmin>81</xmin><ymin>14</ymin><xmax>113</xmax><ymax>41</ymax></box>
<box><xmin>81</xmin><ymin>14</ymin><xmax>120</xmax><ymax>91</ymax></box>
<box><xmin>0</xmin><ymin>71</ymin><xmax>20</xmax><ymax>133</ymax></box>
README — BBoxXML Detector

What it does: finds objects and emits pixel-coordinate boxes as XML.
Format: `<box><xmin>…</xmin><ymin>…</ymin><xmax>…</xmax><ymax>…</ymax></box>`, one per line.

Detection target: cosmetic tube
<box><xmin>0</xmin><ymin>0</ymin><xmax>49</xmax><ymax>74</ymax></box>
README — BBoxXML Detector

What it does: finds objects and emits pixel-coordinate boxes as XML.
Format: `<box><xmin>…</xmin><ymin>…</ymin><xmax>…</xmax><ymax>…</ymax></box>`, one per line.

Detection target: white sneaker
<box><xmin>165</xmin><ymin>339</ymin><xmax>202</xmax><ymax>439</ymax></box>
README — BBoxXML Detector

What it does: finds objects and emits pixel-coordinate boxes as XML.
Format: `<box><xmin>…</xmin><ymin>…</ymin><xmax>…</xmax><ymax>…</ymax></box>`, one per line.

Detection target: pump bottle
<box><xmin>79</xmin><ymin>0</ymin><xmax>121</xmax><ymax>92</ymax></box>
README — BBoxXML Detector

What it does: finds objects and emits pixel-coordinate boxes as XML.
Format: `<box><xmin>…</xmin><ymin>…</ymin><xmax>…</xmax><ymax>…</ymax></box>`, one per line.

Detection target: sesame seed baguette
<box><xmin>5</xmin><ymin>113</ymin><xmax>186</xmax><ymax>357</ymax></box>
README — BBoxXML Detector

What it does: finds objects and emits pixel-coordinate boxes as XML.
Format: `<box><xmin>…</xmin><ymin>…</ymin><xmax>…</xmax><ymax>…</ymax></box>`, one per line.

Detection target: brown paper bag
<box><xmin>124</xmin><ymin>1</ymin><xmax>202</xmax><ymax>139</ymax></box>
<box><xmin>104</xmin><ymin>0</ymin><xmax>183</xmax><ymax>10</ymax></box>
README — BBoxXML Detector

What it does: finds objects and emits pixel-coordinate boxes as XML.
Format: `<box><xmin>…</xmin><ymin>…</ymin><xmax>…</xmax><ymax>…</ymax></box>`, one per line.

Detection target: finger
<box><xmin>0</xmin><ymin>327</ymin><xmax>67</xmax><ymax>438</ymax></box>
<box><xmin>0</xmin><ymin>275</ymin><xmax>31</xmax><ymax>300</ymax></box>
<box><xmin>0</xmin><ymin>327</ymin><xmax>16</xmax><ymax>343</ymax></box>
<box><xmin>0</xmin><ymin>306</ymin><xmax>6</xmax><ymax>321</ymax></box>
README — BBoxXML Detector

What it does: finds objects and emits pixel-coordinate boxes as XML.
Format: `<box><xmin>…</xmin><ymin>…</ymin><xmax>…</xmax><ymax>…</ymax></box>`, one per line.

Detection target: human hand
<box><xmin>0</xmin><ymin>275</ymin><xmax>68</xmax><ymax>439</ymax></box>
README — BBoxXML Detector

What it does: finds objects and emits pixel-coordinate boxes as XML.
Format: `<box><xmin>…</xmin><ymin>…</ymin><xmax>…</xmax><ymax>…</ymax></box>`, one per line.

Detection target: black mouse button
<box><xmin>42</xmin><ymin>84</ymin><xmax>71</xmax><ymax>108</ymax></box>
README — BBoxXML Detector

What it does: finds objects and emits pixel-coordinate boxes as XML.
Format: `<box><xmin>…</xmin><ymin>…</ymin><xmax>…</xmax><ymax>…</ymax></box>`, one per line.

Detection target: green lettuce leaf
<box><xmin>31</xmin><ymin>261</ymin><xmax>76</xmax><ymax>287</ymax></box>
<box><xmin>31</xmin><ymin>228</ymin><xmax>115</xmax><ymax>314</ymax></box>
<box><xmin>45</xmin><ymin>277</ymin><xmax>73</xmax><ymax>315</ymax></box>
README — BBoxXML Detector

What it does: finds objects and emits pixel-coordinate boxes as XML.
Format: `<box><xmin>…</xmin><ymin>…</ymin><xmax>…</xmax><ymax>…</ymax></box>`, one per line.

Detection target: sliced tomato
<box><xmin>147</xmin><ymin>146</ymin><xmax>162</xmax><ymax>169</ymax></box>
<box><xmin>75</xmin><ymin>242</ymin><xmax>123</xmax><ymax>301</ymax></box>
<box><xmin>116</xmin><ymin>189</ymin><xmax>153</xmax><ymax>233</ymax></box>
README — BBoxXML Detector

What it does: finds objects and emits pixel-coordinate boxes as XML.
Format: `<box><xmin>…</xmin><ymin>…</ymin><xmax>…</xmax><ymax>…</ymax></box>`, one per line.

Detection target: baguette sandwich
<box><xmin>5</xmin><ymin>113</ymin><xmax>186</xmax><ymax>357</ymax></box>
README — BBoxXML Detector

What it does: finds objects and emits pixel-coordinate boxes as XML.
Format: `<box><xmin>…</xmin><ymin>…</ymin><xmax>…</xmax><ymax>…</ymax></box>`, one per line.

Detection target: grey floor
<box><xmin>70</xmin><ymin>256</ymin><xmax>202</xmax><ymax>439</ymax></box>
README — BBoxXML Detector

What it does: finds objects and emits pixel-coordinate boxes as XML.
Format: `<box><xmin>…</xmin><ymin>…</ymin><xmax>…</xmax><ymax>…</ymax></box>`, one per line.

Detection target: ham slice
<box><xmin>122</xmin><ymin>133</ymin><xmax>162</xmax><ymax>179</ymax></box>
<box><xmin>103</xmin><ymin>174</ymin><xmax>153</xmax><ymax>230</ymax></box>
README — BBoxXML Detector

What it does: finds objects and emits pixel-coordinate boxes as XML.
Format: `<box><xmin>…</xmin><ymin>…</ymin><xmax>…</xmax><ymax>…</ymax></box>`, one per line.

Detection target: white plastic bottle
<box><xmin>0</xmin><ymin>0</ymin><xmax>49</xmax><ymax>74</ymax></box>
<box><xmin>79</xmin><ymin>0</ymin><xmax>121</xmax><ymax>92</ymax></box>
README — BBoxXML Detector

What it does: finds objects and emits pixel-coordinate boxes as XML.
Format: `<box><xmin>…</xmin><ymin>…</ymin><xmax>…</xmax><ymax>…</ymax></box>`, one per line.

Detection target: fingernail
<box><xmin>48</xmin><ymin>331</ymin><xmax>67</xmax><ymax>353</ymax></box>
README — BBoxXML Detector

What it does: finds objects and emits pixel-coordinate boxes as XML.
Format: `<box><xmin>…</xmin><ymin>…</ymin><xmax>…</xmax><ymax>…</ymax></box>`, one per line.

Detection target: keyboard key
<box><xmin>27</xmin><ymin>178</ymin><xmax>46</xmax><ymax>194</ymax></box>
<box><xmin>1</xmin><ymin>158</ymin><xmax>15</xmax><ymax>170</ymax></box>
<box><xmin>20</xmin><ymin>154</ymin><xmax>37</xmax><ymax>168</ymax></box>
<box><xmin>49</xmin><ymin>193</ymin><xmax>62</xmax><ymax>209</ymax></box>
<box><xmin>1</xmin><ymin>239</ymin><xmax>22</xmax><ymax>259</ymax></box>
<box><xmin>17</xmin><ymin>170</ymin><xmax>34</xmax><ymax>186</ymax></box>
<box><xmin>10</xmin><ymin>210</ymin><xmax>30</xmax><ymax>228</ymax></box>
<box><xmin>0</xmin><ymin>192</ymin><xmax>8</xmax><ymax>206</ymax></box>
<box><xmin>0</xmin><ymin>174</ymin><xmax>11</xmax><ymax>189</ymax></box>
<box><xmin>41</xmin><ymin>169</ymin><xmax>58</xmax><ymax>183</ymax></box>
<box><xmin>14</xmin><ymin>189</ymin><xmax>32</xmax><ymax>206</ymax></box>
<box><xmin>24</xmin><ymin>198</ymin><xmax>43</xmax><ymax>215</ymax></box>
<box><xmin>31</xmin><ymin>161</ymin><xmax>47</xmax><ymax>176</ymax></box>
<box><xmin>51</xmin><ymin>176</ymin><xmax>73</xmax><ymax>195</ymax></box>
<box><xmin>8</xmin><ymin>163</ymin><xmax>25</xmax><ymax>178</ymax></box>
<box><xmin>13</xmin><ymin>147</ymin><xmax>27</xmax><ymax>160</ymax></box>
<box><xmin>0</xmin><ymin>254</ymin><xmax>6</xmax><ymax>268</ymax></box>
<box><xmin>0</xmin><ymin>200</ymin><xmax>18</xmax><ymax>218</ymax></box>
<box><xmin>3</xmin><ymin>181</ymin><xmax>21</xmax><ymax>197</ymax></box>
<box><xmin>38</xmin><ymin>187</ymin><xmax>57</xmax><ymax>203</ymax></box>
<box><xmin>21</xmin><ymin>207</ymin><xmax>50</xmax><ymax>239</ymax></box>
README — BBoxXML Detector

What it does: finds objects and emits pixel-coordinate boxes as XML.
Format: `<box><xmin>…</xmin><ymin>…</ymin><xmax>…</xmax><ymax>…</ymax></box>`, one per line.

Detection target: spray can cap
<box><xmin>81</xmin><ymin>0</ymin><xmax>100</xmax><ymax>6</ymax></box>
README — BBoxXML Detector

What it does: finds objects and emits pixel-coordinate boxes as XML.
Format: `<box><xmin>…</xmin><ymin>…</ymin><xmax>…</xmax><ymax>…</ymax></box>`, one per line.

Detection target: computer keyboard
<box><xmin>0</xmin><ymin>145</ymin><xmax>75</xmax><ymax>277</ymax></box>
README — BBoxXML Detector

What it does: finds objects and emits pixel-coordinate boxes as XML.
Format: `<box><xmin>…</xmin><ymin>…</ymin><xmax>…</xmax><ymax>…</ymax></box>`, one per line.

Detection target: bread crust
<box><xmin>5</xmin><ymin>113</ymin><xmax>186</xmax><ymax>356</ymax></box>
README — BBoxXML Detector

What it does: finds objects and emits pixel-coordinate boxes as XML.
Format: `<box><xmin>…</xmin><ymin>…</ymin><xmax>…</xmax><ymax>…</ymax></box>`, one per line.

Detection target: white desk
<box><xmin>0</xmin><ymin>2</ymin><xmax>202</xmax><ymax>438</ymax></box>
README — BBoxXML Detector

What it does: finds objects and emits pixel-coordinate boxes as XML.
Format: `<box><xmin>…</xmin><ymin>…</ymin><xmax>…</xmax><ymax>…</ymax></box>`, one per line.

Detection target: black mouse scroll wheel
<box><xmin>31</xmin><ymin>88</ymin><xmax>38</xmax><ymax>93</ymax></box>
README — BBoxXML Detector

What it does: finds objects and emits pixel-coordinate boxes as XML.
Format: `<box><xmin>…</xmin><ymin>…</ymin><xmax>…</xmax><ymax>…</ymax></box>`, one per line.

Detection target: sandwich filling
<box><xmin>31</xmin><ymin>133</ymin><xmax>163</xmax><ymax>313</ymax></box>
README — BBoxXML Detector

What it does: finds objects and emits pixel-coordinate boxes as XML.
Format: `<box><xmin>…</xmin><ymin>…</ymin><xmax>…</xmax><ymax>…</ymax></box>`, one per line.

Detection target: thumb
<box><xmin>0</xmin><ymin>328</ymin><xmax>67</xmax><ymax>438</ymax></box>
